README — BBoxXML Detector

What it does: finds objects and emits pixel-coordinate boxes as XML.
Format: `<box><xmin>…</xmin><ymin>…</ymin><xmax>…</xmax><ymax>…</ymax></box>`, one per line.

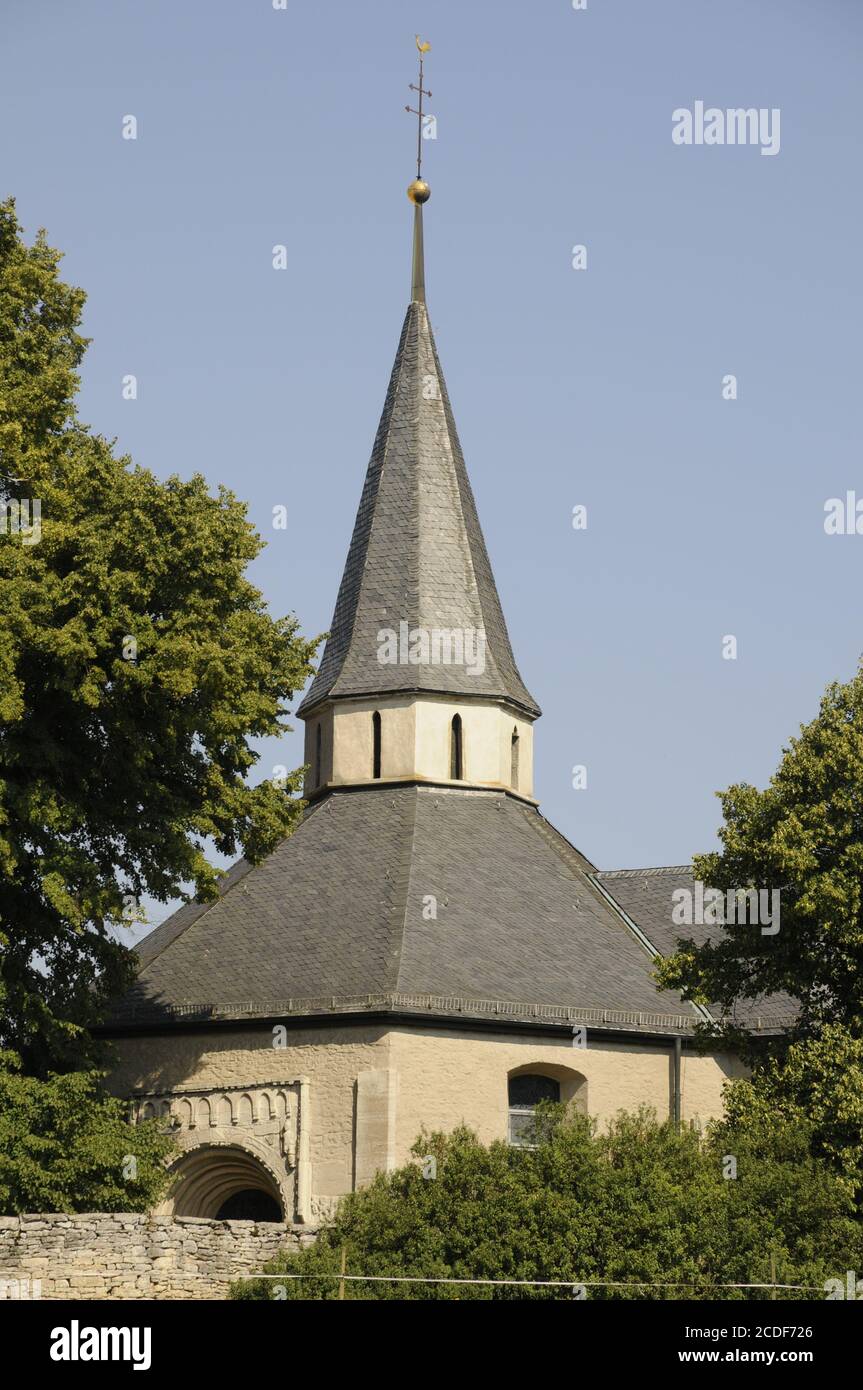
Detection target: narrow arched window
<box><xmin>508</xmin><ymin>1074</ymin><xmax>560</xmax><ymax>1147</ymax></box>
<box><xmin>450</xmin><ymin>713</ymin><xmax>463</xmax><ymax>780</ymax></box>
<box><xmin>511</xmin><ymin>727</ymin><xmax>519</xmax><ymax>790</ymax></box>
<box><xmin>372</xmin><ymin>711</ymin><xmax>382</xmax><ymax>779</ymax></box>
<box><xmin>314</xmin><ymin>722</ymin><xmax>322</xmax><ymax>788</ymax></box>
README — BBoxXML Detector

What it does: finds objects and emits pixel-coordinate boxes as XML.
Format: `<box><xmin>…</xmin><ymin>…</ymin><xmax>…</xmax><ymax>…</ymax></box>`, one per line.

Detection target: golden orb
<box><xmin>407</xmin><ymin>179</ymin><xmax>431</xmax><ymax>204</ymax></box>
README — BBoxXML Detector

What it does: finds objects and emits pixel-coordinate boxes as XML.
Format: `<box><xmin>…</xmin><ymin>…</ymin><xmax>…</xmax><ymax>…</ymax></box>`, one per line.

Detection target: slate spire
<box><xmin>298</xmin><ymin>52</ymin><xmax>539</xmax><ymax>721</ymax></box>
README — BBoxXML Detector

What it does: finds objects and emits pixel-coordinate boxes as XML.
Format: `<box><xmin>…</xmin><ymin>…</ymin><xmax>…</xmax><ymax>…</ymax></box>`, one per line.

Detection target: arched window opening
<box><xmin>372</xmin><ymin>711</ymin><xmax>382</xmax><ymax>779</ymax></box>
<box><xmin>510</xmin><ymin>727</ymin><xmax>520</xmax><ymax>790</ymax></box>
<box><xmin>314</xmin><ymin>722</ymin><xmax>322</xmax><ymax>788</ymax></box>
<box><xmin>450</xmin><ymin>714</ymin><xmax>463</xmax><ymax>780</ymax></box>
<box><xmin>508</xmin><ymin>1073</ymin><xmax>560</xmax><ymax>1147</ymax></box>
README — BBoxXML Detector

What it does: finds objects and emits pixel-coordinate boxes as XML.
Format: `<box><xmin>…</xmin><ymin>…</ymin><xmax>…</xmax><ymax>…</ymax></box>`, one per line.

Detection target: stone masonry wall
<box><xmin>0</xmin><ymin>1213</ymin><xmax>318</xmax><ymax>1301</ymax></box>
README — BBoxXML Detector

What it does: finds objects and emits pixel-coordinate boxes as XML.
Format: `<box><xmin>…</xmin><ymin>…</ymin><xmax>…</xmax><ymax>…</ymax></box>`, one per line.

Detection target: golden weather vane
<box><xmin>405</xmin><ymin>35</ymin><xmax>432</xmax><ymax>204</ymax></box>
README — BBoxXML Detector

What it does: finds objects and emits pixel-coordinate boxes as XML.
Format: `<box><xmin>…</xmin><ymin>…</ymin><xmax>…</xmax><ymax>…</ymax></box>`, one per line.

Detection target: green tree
<box><xmin>0</xmin><ymin>1052</ymin><xmax>176</xmax><ymax>1214</ymax></box>
<box><xmin>232</xmin><ymin>1109</ymin><xmax>861</xmax><ymax>1301</ymax></box>
<box><xmin>656</xmin><ymin>664</ymin><xmax>863</xmax><ymax>1039</ymax></box>
<box><xmin>655</xmin><ymin>668</ymin><xmax>863</xmax><ymax>1209</ymax></box>
<box><xmin>719</xmin><ymin>1025</ymin><xmax>863</xmax><ymax>1198</ymax></box>
<box><xmin>0</xmin><ymin>198</ymin><xmax>320</xmax><ymax>1073</ymax></box>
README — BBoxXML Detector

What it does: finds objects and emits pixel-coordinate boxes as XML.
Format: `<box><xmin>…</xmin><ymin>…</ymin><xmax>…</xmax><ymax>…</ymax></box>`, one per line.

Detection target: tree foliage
<box><xmin>0</xmin><ymin>197</ymin><xmax>320</xmax><ymax>1072</ymax></box>
<box><xmin>0</xmin><ymin>1051</ymin><xmax>176</xmax><ymax>1214</ymax></box>
<box><xmin>233</xmin><ymin>1108</ymin><xmax>861</xmax><ymax>1300</ymax></box>
<box><xmin>656</xmin><ymin>664</ymin><xmax>863</xmax><ymax>1038</ymax></box>
<box><xmin>721</xmin><ymin>1025</ymin><xmax>863</xmax><ymax>1198</ymax></box>
<box><xmin>654</xmin><ymin>668</ymin><xmax>863</xmax><ymax>1210</ymax></box>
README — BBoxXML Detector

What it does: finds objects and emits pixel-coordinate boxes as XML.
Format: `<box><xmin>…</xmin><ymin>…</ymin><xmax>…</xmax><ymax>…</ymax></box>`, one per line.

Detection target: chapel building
<box><xmin>104</xmin><ymin>174</ymin><xmax>779</xmax><ymax>1225</ymax></box>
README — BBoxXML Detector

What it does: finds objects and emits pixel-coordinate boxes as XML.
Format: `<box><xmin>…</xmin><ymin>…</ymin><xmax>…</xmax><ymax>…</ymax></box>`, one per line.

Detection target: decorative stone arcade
<box><xmin>132</xmin><ymin>1081</ymin><xmax>312</xmax><ymax>1224</ymax></box>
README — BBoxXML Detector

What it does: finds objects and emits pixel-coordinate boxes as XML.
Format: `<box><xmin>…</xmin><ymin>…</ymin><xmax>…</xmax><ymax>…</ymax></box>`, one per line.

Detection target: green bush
<box><xmin>232</xmin><ymin>1105</ymin><xmax>861</xmax><ymax>1300</ymax></box>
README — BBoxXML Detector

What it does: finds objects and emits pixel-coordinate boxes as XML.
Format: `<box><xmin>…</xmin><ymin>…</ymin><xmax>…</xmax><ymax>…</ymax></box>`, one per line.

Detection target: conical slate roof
<box><xmin>297</xmin><ymin>299</ymin><xmax>540</xmax><ymax>718</ymax></box>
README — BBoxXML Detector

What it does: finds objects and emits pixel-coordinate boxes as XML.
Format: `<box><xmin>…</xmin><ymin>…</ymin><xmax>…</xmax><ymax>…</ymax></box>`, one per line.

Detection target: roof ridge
<box><xmin>522</xmin><ymin>806</ymin><xmax>597</xmax><ymax>875</ymax></box>
<box><xmin>326</xmin><ymin>303</ymin><xmax>416</xmax><ymax>705</ymax></box>
<box><xmin>598</xmin><ymin>865</ymin><xmax>693</xmax><ymax>878</ymax></box>
<box><xmin>298</xmin><ymin>307</ymin><xmax>413</xmax><ymax>714</ymax></box>
<box><xmin>391</xmin><ymin>786</ymin><xmax>420</xmax><ymax>995</ymax></box>
<box><xmin>423</xmin><ymin>312</ymin><xmax>508</xmax><ymax>699</ymax></box>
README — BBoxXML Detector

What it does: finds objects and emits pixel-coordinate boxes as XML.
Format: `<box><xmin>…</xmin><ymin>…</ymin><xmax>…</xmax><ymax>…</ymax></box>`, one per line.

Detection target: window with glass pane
<box><xmin>507</xmin><ymin>1073</ymin><xmax>560</xmax><ymax>1146</ymax></box>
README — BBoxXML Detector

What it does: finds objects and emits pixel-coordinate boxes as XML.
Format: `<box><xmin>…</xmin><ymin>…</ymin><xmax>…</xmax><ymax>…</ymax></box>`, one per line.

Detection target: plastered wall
<box><xmin>108</xmin><ymin>1021</ymin><xmax>744</xmax><ymax>1216</ymax></box>
<box><xmin>304</xmin><ymin>695</ymin><xmax>535</xmax><ymax>796</ymax></box>
<box><xmin>387</xmin><ymin>1026</ymin><xmax>746</xmax><ymax>1156</ymax></box>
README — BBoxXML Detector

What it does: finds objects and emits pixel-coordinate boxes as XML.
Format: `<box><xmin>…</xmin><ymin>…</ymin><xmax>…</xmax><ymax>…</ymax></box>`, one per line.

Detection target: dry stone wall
<box><xmin>0</xmin><ymin>1213</ymin><xmax>317</xmax><ymax>1301</ymax></box>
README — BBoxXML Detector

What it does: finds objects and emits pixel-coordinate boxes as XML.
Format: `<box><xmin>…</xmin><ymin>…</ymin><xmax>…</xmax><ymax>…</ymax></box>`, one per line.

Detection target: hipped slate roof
<box><xmin>297</xmin><ymin>302</ymin><xmax>540</xmax><ymax>718</ymax></box>
<box><xmin>112</xmin><ymin>786</ymin><xmax>707</xmax><ymax>1034</ymax></box>
<box><xmin>596</xmin><ymin>867</ymin><xmax>796</xmax><ymax>1031</ymax></box>
<box><xmin>112</xmin><ymin>794</ymin><xmax>798</xmax><ymax>1036</ymax></box>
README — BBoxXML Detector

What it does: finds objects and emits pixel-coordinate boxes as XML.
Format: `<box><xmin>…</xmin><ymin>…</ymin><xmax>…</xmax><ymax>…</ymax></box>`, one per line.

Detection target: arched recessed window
<box><xmin>450</xmin><ymin>713</ymin><xmax>463</xmax><ymax>780</ymax></box>
<box><xmin>314</xmin><ymin>722</ymin><xmax>322</xmax><ymax>788</ymax></box>
<box><xmin>508</xmin><ymin>1073</ymin><xmax>560</xmax><ymax>1147</ymax></box>
<box><xmin>372</xmin><ymin>711</ymin><xmax>382</xmax><ymax>779</ymax></box>
<box><xmin>510</xmin><ymin>727</ymin><xmax>520</xmax><ymax>790</ymax></box>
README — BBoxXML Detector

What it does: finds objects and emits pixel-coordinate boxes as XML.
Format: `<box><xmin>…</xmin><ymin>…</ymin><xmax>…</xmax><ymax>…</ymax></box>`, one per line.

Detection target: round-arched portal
<box><xmin>165</xmin><ymin>1144</ymin><xmax>285</xmax><ymax>1221</ymax></box>
<box><xmin>215</xmin><ymin>1189</ymin><xmax>282</xmax><ymax>1222</ymax></box>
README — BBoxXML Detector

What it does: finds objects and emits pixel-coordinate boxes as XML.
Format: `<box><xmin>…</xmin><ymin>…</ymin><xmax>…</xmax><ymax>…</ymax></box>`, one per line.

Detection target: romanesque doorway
<box><xmin>215</xmin><ymin>1189</ymin><xmax>282</xmax><ymax>1222</ymax></box>
<box><xmin>164</xmin><ymin>1144</ymin><xmax>285</xmax><ymax>1222</ymax></box>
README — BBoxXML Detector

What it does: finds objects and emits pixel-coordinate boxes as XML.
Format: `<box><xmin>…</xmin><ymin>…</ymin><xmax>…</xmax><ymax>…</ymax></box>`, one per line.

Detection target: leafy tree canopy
<box><xmin>0</xmin><ymin>197</ymin><xmax>320</xmax><ymax>1073</ymax></box>
<box><xmin>0</xmin><ymin>1051</ymin><xmax>176</xmax><ymax>1214</ymax></box>
<box><xmin>721</xmin><ymin>1024</ymin><xmax>863</xmax><ymax>1199</ymax></box>
<box><xmin>656</xmin><ymin>664</ymin><xmax>863</xmax><ymax>1040</ymax></box>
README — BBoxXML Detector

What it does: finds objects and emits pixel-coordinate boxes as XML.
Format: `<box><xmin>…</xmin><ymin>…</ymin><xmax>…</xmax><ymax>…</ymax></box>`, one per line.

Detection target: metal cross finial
<box><xmin>405</xmin><ymin>35</ymin><xmax>432</xmax><ymax>180</ymax></box>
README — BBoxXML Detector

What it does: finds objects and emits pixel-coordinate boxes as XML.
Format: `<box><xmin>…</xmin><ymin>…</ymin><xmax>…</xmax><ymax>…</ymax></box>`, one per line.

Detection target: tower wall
<box><xmin>303</xmin><ymin>696</ymin><xmax>535</xmax><ymax>799</ymax></box>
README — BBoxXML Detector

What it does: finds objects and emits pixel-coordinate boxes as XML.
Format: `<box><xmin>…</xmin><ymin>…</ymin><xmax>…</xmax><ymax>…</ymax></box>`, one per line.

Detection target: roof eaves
<box><xmin>99</xmin><ymin>992</ymin><xmax>731</xmax><ymax>1037</ymax></box>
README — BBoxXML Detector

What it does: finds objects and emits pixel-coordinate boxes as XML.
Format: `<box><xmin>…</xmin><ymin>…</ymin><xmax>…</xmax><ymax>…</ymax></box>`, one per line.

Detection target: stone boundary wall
<box><xmin>0</xmin><ymin>1214</ymin><xmax>318</xmax><ymax>1301</ymax></box>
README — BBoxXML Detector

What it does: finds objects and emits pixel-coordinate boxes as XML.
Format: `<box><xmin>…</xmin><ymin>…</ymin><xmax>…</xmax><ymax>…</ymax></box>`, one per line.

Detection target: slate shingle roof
<box><xmin>112</xmin><ymin>786</ymin><xmax>707</xmax><ymax>1033</ymax></box>
<box><xmin>296</xmin><ymin>302</ymin><xmax>540</xmax><ymax>718</ymax></box>
<box><xmin>596</xmin><ymin>867</ymin><xmax>796</xmax><ymax>1030</ymax></box>
<box><xmin>109</xmin><ymin>267</ymin><xmax>798</xmax><ymax>1041</ymax></box>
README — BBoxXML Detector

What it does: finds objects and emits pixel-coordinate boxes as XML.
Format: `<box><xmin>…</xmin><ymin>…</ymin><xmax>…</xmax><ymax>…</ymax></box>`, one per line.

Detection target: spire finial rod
<box><xmin>405</xmin><ymin>36</ymin><xmax>432</xmax><ymax>181</ymax></box>
<box><xmin>405</xmin><ymin>37</ymin><xmax>432</xmax><ymax>303</ymax></box>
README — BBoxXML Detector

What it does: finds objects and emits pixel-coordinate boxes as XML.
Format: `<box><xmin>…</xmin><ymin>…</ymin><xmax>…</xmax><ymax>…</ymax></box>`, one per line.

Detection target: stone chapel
<box><xmin>104</xmin><ymin>166</ymin><xmax>784</xmax><ymax>1226</ymax></box>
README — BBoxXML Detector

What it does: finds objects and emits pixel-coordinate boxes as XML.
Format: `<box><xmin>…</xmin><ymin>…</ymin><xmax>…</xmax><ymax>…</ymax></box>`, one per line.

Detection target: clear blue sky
<box><xmin>2</xmin><ymin>1</ymin><xmax>861</xmax><ymax>928</ymax></box>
